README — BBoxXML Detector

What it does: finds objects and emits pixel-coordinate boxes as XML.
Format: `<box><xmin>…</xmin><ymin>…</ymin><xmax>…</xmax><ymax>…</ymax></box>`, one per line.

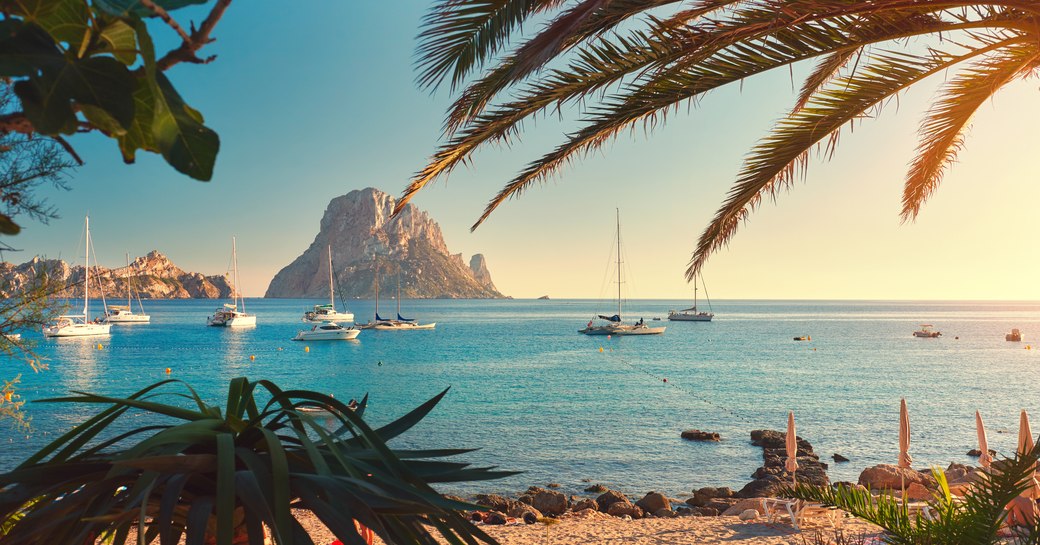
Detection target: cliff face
<box><xmin>265</xmin><ymin>188</ymin><xmax>503</xmax><ymax>299</ymax></box>
<box><xmin>0</xmin><ymin>251</ymin><xmax>232</xmax><ymax>299</ymax></box>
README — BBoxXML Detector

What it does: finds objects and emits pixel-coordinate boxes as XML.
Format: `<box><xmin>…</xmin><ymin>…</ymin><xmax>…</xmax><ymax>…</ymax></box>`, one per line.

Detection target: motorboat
<box><xmin>668</xmin><ymin>274</ymin><xmax>714</xmax><ymax>322</ymax></box>
<box><xmin>1007</xmin><ymin>328</ymin><xmax>1023</xmax><ymax>342</ymax></box>
<box><xmin>43</xmin><ymin>216</ymin><xmax>112</xmax><ymax>338</ymax></box>
<box><xmin>303</xmin><ymin>246</ymin><xmax>354</xmax><ymax>323</ymax></box>
<box><xmin>579</xmin><ymin>210</ymin><xmax>664</xmax><ymax>336</ymax></box>
<box><xmin>293</xmin><ymin>322</ymin><xmax>360</xmax><ymax>341</ymax></box>
<box><xmin>104</xmin><ymin>253</ymin><xmax>150</xmax><ymax>323</ymax></box>
<box><xmin>913</xmin><ymin>324</ymin><xmax>941</xmax><ymax>338</ymax></box>
<box><xmin>208</xmin><ymin>237</ymin><xmax>256</xmax><ymax>327</ymax></box>
<box><xmin>794</xmin><ymin>335</ymin><xmax>811</xmax><ymax>341</ymax></box>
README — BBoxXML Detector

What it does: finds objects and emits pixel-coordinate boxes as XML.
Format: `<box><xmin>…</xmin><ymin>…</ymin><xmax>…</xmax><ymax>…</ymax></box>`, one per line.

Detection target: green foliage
<box><xmin>408</xmin><ymin>2</ymin><xmax>1040</xmax><ymax>278</ymax></box>
<box><xmin>0</xmin><ymin>0</ymin><xmax>224</xmax><ymax>182</ymax></box>
<box><xmin>0</xmin><ymin>377</ymin><xmax>513</xmax><ymax>545</ymax></box>
<box><xmin>783</xmin><ymin>451</ymin><xmax>1040</xmax><ymax>545</ymax></box>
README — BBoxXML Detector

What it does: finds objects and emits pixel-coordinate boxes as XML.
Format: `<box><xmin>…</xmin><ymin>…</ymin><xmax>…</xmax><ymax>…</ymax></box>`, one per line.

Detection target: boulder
<box><xmin>547</xmin><ymin>483</ymin><xmax>561</xmax><ymax>489</ymax></box>
<box><xmin>736</xmin><ymin>474</ymin><xmax>785</xmax><ymax>498</ymax></box>
<box><xmin>595</xmin><ymin>490</ymin><xmax>630</xmax><ymax>513</ymax></box>
<box><xmin>945</xmin><ymin>463</ymin><xmax>976</xmax><ymax>484</ymax></box>
<box><xmin>584</xmin><ymin>483</ymin><xmax>608</xmax><ymax>493</ymax></box>
<box><xmin>905</xmin><ymin>482</ymin><xmax>932</xmax><ymax>501</ymax></box>
<box><xmin>681</xmin><ymin>429</ymin><xmax>721</xmax><ymax>442</ymax></box>
<box><xmin>722</xmin><ymin>498</ymin><xmax>767</xmax><ymax>516</ymax></box>
<box><xmin>833</xmin><ymin>453</ymin><xmax>850</xmax><ymax>463</ymax></box>
<box><xmin>606</xmin><ymin>502</ymin><xmax>644</xmax><ymax>519</ymax></box>
<box><xmin>750</xmin><ymin>430</ymin><xmax>814</xmax><ymax>454</ymax></box>
<box><xmin>704</xmin><ymin>498</ymin><xmax>739</xmax><ymax>513</ymax></box>
<box><xmin>473</xmin><ymin>494</ymin><xmax>523</xmax><ymax>514</ymax></box>
<box><xmin>715</xmin><ymin>487</ymin><xmax>734</xmax><ymax>498</ymax></box>
<box><xmin>507</xmin><ymin>504</ymin><xmax>543</xmax><ymax>519</ymax></box>
<box><xmin>529</xmin><ymin>488</ymin><xmax>569</xmax><ymax>516</ymax></box>
<box><xmin>690</xmin><ymin>506</ymin><xmax>720</xmax><ymax>516</ymax></box>
<box><xmin>635</xmin><ymin>492</ymin><xmax>670</xmax><ymax>513</ymax></box>
<box><xmin>738</xmin><ymin>509</ymin><xmax>759</xmax><ymax>522</ymax></box>
<box><xmin>654</xmin><ymin>508</ymin><xmax>677</xmax><ymax>518</ymax></box>
<box><xmin>522</xmin><ymin>512</ymin><xmax>538</xmax><ymax>524</ymax></box>
<box><xmin>858</xmin><ymin>464</ymin><xmax>933</xmax><ymax>490</ymax></box>
<box><xmin>968</xmin><ymin>449</ymin><xmax>997</xmax><ymax>457</ymax></box>
<box><xmin>689</xmin><ymin>487</ymin><xmax>718</xmax><ymax>507</ymax></box>
<box><xmin>572</xmin><ymin>499</ymin><xmax>598</xmax><ymax>512</ymax></box>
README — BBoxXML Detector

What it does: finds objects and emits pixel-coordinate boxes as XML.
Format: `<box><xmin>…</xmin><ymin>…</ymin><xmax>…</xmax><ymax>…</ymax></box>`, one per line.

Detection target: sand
<box><xmin>296</xmin><ymin>509</ymin><xmax>883</xmax><ymax>545</ymax></box>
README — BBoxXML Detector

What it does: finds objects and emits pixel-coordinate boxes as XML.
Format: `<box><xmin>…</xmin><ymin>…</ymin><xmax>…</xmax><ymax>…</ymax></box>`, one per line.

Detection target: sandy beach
<box><xmin>296</xmin><ymin>509</ymin><xmax>882</xmax><ymax>545</ymax></box>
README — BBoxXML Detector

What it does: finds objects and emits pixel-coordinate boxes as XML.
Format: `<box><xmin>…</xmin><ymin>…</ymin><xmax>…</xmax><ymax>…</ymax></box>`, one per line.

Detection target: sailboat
<box><xmin>303</xmin><ymin>245</ymin><xmax>354</xmax><ymax>323</ymax></box>
<box><xmin>358</xmin><ymin>267</ymin><xmax>435</xmax><ymax>330</ymax></box>
<box><xmin>43</xmin><ymin>216</ymin><xmax>112</xmax><ymax>337</ymax></box>
<box><xmin>207</xmin><ymin>237</ymin><xmax>256</xmax><ymax>327</ymax></box>
<box><xmin>667</xmin><ymin>274</ymin><xmax>714</xmax><ymax>322</ymax></box>
<box><xmin>579</xmin><ymin>210</ymin><xmax>665</xmax><ymax>336</ymax></box>
<box><xmin>104</xmin><ymin>252</ymin><xmax>150</xmax><ymax>323</ymax></box>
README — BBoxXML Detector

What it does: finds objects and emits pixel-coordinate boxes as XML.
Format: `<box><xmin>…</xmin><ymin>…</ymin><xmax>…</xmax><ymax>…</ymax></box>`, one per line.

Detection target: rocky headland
<box><xmin>0</xmin><ymin>251</ymin><xmax>232</xmax><ymax>299</ymax></box>
<box><xmin>265</xmin><ymin>188</ymin><xmax>503</xmax><ymax>299</ymax></box>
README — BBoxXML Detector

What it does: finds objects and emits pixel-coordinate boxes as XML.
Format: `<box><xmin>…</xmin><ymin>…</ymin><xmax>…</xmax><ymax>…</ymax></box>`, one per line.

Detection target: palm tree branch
<box><xmin>794</xmin><ymin>47</ymin><xmax>862</xmax><ymax>112</ymax></box>
<box><xmin>902</xmin><ymin>41</ymin><xmax>1040</xmax><ymax>220</ymax></box>
<box><xmin>687</xmin><ymin>35</ymin><xmax>1024</xmax><ymax>277</ymax></box>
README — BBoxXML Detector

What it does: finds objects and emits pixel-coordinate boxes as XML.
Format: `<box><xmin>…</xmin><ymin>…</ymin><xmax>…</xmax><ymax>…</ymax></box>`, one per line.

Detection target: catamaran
<box><xmin>358</xmin><ymin>269</ymin><xmax>435</xmax><ymax>330</ymax></box>
<box><xmin>668</xmin><ymin>274</ymin><xmax>714</xmax><ymax>322</ymax></box>
<box><xmin>104</xmin><ymin>252</ymin><xmax>150</xmax><ymax>323</ymax></box>
<box><xmin>303</xmin><ymin>245</ymin><xmax>354</xmax><ymax>323</ymax></box>
<box><xmin>579</xmin><ymin>210</ymin><xmax>665</xmax><ymax>336</ymax></box>
<box><xmin>207</xmin><ymin>237</ymin><xmax>256</xmax><ymax>327</ymax></box>
<box><xmin>43</xmin><ymin>216</ymin><xmax>112</xmax><ymax>338</ymax></box>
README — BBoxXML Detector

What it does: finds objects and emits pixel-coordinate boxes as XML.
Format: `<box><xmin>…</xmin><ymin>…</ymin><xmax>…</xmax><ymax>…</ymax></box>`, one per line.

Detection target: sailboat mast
<box><xmin>327</xmin><ymin>245</ymin><xmax>334</xmax><ymax>308</ymax></box>
<box><xmin>126</xmin><ymin>252</ymin><xmax>131</xmax><ymax>307</ymax></box>
<box><xmin>616</xmin><ymin>208</ymin><xmax>621</xmax><ymax>320</ymax></box>
<box><xmin>397</xmin><ymin>272</ymin><xmax>401</xmax><ymax>317</ymax></box>
<box><xmin>694</xmin><ymin>276</ymin><xmax>698</xmax><ymax>311</ymax></box>
<box><xmin>373</xmin><ymin>257</ymin><xmax>379</xmax><ymax>318</ymax></box>
<box><xmin>232</xmin><ymin>236</ymin><xmax>244</xmax><ymax>313</ymax></box>
<box><xmin>84</xmin><ymin>216</ymin><xmax>90</xmax><ymax>317</ymax></box>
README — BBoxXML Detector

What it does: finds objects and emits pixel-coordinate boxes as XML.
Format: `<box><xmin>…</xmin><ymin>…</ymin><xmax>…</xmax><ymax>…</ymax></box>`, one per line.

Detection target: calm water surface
<box><xmin>3</xmin><ymin>298</ymin><xmax>1039</xmax><ymax>498</ymax></box>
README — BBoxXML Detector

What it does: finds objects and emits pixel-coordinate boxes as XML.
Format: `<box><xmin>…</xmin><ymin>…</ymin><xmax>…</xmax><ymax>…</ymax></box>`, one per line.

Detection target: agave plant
<box><xmin>784</xmin><ymin>450</ymin><xmax>1040</xmax><ymax>545</ymax></box>
<box><xmin>0</xmin><ymin>377</ymin><xmax>513</xmax><ymax>545</ymax></box>
<box><xmin>405</xmin><ymin>1</ymin><xmax>1040</xmax><ymax>277</ymax></box>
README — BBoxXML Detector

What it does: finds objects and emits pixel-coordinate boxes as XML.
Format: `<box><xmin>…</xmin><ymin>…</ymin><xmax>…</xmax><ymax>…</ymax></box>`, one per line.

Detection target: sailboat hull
<box><xmin>105</xmin><ymin>313</ymin><xmax>151</xmax><ymax>323</ymax></box>
<box><xmin>365</xmin><ymin>321</ymin><xmax>436</xmax><ymax>330</ymax></box>
<box><xmin>43</xmin><ymin>322</ymin><xmax>111</xmax><ymax>337</ymax></box>
<box><xmin>667</xmin><ymin>312</ymin><xmax>713</xmax><ymax>322</ymax></box>
<box><xmin>304</xmin><ymin>310</ymin><xmax>354</xmax><ymax>323</ymax></box>
<box><xmin>579</xmin><ymin>324</ymin><xmax>665</xmax><ymax>336</ymax></box>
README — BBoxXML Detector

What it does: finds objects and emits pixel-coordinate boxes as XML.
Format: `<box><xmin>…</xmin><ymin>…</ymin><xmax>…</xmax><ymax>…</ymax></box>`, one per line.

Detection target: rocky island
<box><xmin>0</xmin><ymin>251</ymin><xmax>232</xmax><ymax>299</ymax></box>
<box><xmin>265</xmin><ymin>188</ymin><xmax>503</xmax><ymax>299</ymax></box>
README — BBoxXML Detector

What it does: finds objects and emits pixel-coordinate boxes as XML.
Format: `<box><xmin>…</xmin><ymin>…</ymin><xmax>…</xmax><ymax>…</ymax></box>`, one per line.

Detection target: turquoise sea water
<box><xmin>3</xmin><ymin>299</ymin><xmax>1040</xmax><ymax>499</ymax></box>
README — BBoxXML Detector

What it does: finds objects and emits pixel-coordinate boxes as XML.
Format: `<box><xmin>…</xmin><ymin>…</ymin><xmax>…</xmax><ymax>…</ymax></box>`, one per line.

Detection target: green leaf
<box><xmin>0</xmin><ymin>214</ymin><xmax>21</xmax><ymax>235</ymax></box>
<box><xmin>7</xmin><ymin>0</ymin><xmax>90</xmax><ymax>46</ymax></box>
<box><xmin>150</xmin><ymin>72</ymin><xmax>219</xmax><ymax>180</ymax></box>
<box><xmin>80</xmin><ymin>104</ymin><xmax>127</xmax><ymax>136</ymax></box>
<box><xmin>93</xmin><ymin>0</ymin><xmax>210</xmax><ymax>18</ymax></box>
<box><xmin>97</xmin><ymin>20</ymin><xmax>137</xmax><ymax>65</ymax></box>
<box><xmin>0</xmin><ymin>19</ymin><xmax>64</xmax><ymax>77</ymax></box>
<box><xmin>15</xmin><ymin>55</ymin><xmax>134</xmax><ymax>135</ymax></box>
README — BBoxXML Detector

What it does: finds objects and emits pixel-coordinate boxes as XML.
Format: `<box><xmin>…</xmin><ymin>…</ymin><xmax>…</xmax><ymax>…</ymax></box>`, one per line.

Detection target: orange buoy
<box><xmin>598</xmin><ymin>347</ymin><xmax>603</xmax><ymax>353</ymax></box>
<box><xmin>304</xmin><ymin>346</ymin><xmax>310</xmax><ymax>353</ymax></box>
<box><xmin>165</xmin><ymin>367</ymin><xmax>171</xmax><ymax>374</ymax></box>
<box><xmin>96</xmin><ymin>343</ymin><xmax>103</xmax><ymax>350</ymax></box>
<box><xmin>249</xmin><ymin>355</ymin><xmax>256</xmax><ymax>361</ymax></box>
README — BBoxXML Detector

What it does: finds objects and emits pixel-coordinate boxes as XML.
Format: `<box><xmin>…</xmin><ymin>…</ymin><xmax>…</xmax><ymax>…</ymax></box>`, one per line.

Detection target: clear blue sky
<box><xmin>9</xmin><ymin>2</ymin><xmax>1040</xmax><ymax>300</ymax></box>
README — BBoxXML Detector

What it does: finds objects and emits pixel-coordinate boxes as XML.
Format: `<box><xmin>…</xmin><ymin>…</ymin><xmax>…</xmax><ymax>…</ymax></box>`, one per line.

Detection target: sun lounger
<box><xmin>761</xmin><ymin>497</ymin><xmax>842</xmax><ymax>530</ymax></box>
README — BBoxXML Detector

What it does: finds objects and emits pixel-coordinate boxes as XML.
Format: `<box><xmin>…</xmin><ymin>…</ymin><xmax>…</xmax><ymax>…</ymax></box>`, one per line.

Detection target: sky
<box><xmin>7</xmin><ymin>2</ymin><xmax>1040</xmax><ymax>300</ymax></box>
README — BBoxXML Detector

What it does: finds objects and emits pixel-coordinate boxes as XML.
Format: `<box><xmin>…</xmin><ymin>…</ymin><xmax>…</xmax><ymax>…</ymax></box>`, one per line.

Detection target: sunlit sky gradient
<box><xmin>8</xmin><ymin>3</ymin><xmax>1040</xmax><ymax>300</ymax></box>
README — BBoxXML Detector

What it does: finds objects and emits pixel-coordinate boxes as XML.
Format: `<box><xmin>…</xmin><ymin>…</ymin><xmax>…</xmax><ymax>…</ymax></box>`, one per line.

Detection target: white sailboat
<box><xmin>43</xmin><ymin>216</ymin><xmax>112</xmax><ymax>338</ymax></box>
<box><xmin>358</xmin><ymin>268</ymin><xmax>435</xmax><ymax>330</ymax></box>
<box><xmin>303</xmin><ymin>245</ymin><xmax>354</xmax><ymax>323</ymax></box>
<box><xmin>104</xmin><ymin>252</ymin><xmax>150</xmax><ymax>323</ymax></box>
<box><xmin>579</xmin><ymin>210</ymin><xmax>664</xmax><ymax>336</ymax></box>
<box><xmin>207</xmin><ymin>237</ymin><xmax>256</xmax><ymax>327</ymax></box>
<box><xmin>668</xmin><ymin>274</ymin><xmax>714</xmax><ymax>322</ymax></box>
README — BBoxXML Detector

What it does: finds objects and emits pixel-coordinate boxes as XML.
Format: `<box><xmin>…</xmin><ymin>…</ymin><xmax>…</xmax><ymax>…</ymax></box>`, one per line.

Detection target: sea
<box><xmin>2</xmin><ymin>298</ymin><xmax>1039</xmax><ymax>499</ymax></box>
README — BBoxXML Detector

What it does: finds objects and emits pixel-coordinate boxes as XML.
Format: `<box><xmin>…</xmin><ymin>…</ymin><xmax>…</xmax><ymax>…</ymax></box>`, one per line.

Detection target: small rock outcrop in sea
<box><xmin>736</xmin><ymin>429</ymin><xmax>829</xmax><ymax>498</ymax></box>
<box><xmin>833</xmin><ymin>453</ymin><xmax>850</xmax><ymax>462</ymax></box>
<box><xmin>538</xmin><ymin>295</ymin><xmax>550</xmax><ymax>300</ymax></box>
<box><xmin>857</xmin><ymin>464</ymin><xmax>933</xmax><ymax>491</ymax></box>
<box><xmin>681</xmin><ymin>429</ymin><xmax>721</xmax><ymax>442</ymax></box>
<box><xmin>968</xmin><ymin>448</ymin><xmax>997</xmax><ymax>457</ymax></box>
<box><xmin>265</xmin><ymin>188</ymin><xmax>504</xmax><ymax>299</ymax></box>
<box><xmin>0</xmin><ymin>251</ymin><xmax>232</xmax><ymax>299</ymax></box>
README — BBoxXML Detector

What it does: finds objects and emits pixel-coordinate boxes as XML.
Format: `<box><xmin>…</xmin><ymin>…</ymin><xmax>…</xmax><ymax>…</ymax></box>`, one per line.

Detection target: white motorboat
<box><xmin>668</xmin><ymin>274</ymin><xmax>714</xmax><ymax>322</ymax></box>
<box><xmin>293</xmin><ymin>322</ymin><xmax>360</xmax><ymax>341</ymax></box>
<box><xmin>579</xmin><ymin>210</ymin><xmax>664</xmax><ymax>336</ymax></box>
<box><xmin>208</xmin><ymin>237</ymin><xmax>256</xmax><ymax>327</ymax></box>
<box><xmin>303</xmin><ymin>245</ymin><xmax>354</xmax><ymax>323</ymax></box>
<box><xmin>105</xmin><ymin>253</ymin><xmax>150</xmax><ymax>323</ymax></box>
<box><xmin>44</xmin><ymin>216</ymin><xmax>112</xmax><ymax>338</ymax></box>
<box><xmin>913</xmin><ymin>324</ymin><xmax>941</xmax><ymax>338</ymax></box>
<box><xmin>357</xmin><ymin>268</ymin><xmax>435</xmax><ymax>330</ymax></box>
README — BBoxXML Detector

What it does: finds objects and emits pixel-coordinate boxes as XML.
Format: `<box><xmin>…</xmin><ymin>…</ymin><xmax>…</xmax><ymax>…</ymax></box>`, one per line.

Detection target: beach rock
<box><xmin>690</xmin><ymin>507</ymin><xmax>720</xmax><ymax>517</ymax></box>
<box><xmin>945</xmin><ymin>463</ymin><xmax>977</xmax><ymax>484</ymax></box>
<box><xmin>689</xmin><ymin>487</ymin><xmax>718</xmax><ymax>506</ymax></box>
<box><xmin>681</xmin><ymin>429</ymin><xmax>721</xmax><ymax>442</ymax></box>
<box><xmin>528</xmin><ymin>488</ymin><xmax>568</xmax><ymax>516</ymax></box>
<box><xmin>635</xmin><ymin>492</ymin><xmax>670</xmax><ymax>513</ymax></box>
<box><xmin>606</xmin><ymin>502</ymin><xmax>644</xmax><ymax>519</ymax></box>
<box><xmin>595</xmin><ymin>490</ymin><xmax>630</xmax><ymax>513</ymax></box>
<box><xmin>675</xmin><ymin>506</ymin><xmax>694</xmax><ymax>517</ymax></box>
<box><xmin>484</xmin><ymin>511</ymin><xmax>508</xmax><ymax>525</ymax></box>
<box><xmin>833</xmin><ymin>453</ymin><xmax>850</xmax><ymax>463</ymax></box>
<box><xmin>584</xmin><ymin>484</ymin><xmax>608</xmax><ymax>493</ymax></box>
<box><xmin>905</xmin><ymin>482</ymin><xmax>932</xmax><ymax>501</ymax></box>
<box><xmin>547</xmin><ymin>483</ymin><xmax>561</xmax><ymax>489</ymax></box>
<box><xmin>654</xmin><ymin>508</ymin><xmax>677</xmax><ymax>518</ymax></box>
<box><xmin>572</xmin><ymin>499</ymin><xmax>598</xmax><ymax>512</ymax></box>
<box><xmin>722</xmin><ymin>499</ymin><xmax>767</xmax><ymax>516</ymax></box>
<box><xmin>507</xmin><ymin>504</ymin><xmax>542</xmax><ymax>520</ymax></box>
<box><xmin>522</xmin><ymin>512</ymin><xmax>538</xmax><ymax>524</ymax></box>
<box><xmin>715</xmin><ymin>487</ymin><xmax>734</xmax><ymax>498</ymax></box>
<box><xmin>738</xmin><ymin>509</ymin><xmax>759</xmax><ymax>521</ymax></box>
<box><xmin>265</xmin><ymin>187</ymin><xmax>504</xmax><ymax>299</ymax></box>
<box><xmin>750</xmin><ymin>430</ymin><xmax>814</xmax><ymax>453</ymax></box>
<box><xmin>736</xmin><ymin>474</ymin><xmax>785</xmax><ymax>498</ymax></box>
<box><xmin>704</xmin><ymin>498</ymin><xmax>739</xmax><ymax>513</ymax></box>
<box><xmin>858</xmin><ymin>464</ymin><xmax>932</xmax><ymax>491</ymax></box>
<box><xmin>968</xmin><ymin>448</ymin><xmax>997</xmax><ymax>458</ymax></box>
<box><xmin>473</xmin><ymin>494</ymin><xmax>523</xmax><ymax>514</ymax></box>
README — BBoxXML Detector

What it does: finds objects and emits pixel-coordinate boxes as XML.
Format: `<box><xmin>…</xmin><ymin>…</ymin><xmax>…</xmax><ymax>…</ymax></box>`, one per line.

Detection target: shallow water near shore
<box><xmin>3</xmin><ymin>298</ymin><xmax>1039</xmax><ymax>499</ymax></box>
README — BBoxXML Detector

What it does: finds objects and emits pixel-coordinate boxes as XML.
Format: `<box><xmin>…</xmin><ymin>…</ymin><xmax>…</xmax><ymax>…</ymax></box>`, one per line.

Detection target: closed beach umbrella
<box><xmin>786</xmin><ymin>411</ymin><xmax>799</xmax><ymax>484</ymax></box>
<box><xmin>1018</xmin><ymin>410</ymin><xmax>1040</xmax><ymax>499</ymax></box>
<box><xmin>899</xmin><ymin>398</ymin><xmax>912</xmax><ymax>469</ymax></box>
<box><xmin>976</xmin><ymin>410</ymin><xmax>992</xmax><ymax>470</ymax></box>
